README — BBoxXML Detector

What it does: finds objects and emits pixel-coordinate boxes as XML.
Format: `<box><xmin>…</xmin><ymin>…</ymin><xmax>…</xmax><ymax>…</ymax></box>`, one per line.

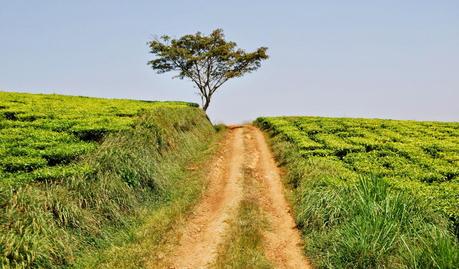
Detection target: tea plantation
<box><xmin>257</xmin><ymin>116</ymin><xmax>459</xmax><ymax>268</ymax></box>
<box><xmin>0</xmin><ymin>91</ymin><xmax>214</xmax><ymax>268</ymax></box>
<box><xmin>0</xmin><ymin>92</ymin><xmax>197</xmax><ymax>187</ymax></box>
<box><xmin>2</xmin><ymin>91</ymin><xmax>458</xmax><ymax>268</ymax></box>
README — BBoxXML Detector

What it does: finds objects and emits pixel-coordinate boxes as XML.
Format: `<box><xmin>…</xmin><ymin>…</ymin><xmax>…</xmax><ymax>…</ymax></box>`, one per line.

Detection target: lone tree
<box><xmin>147</xmin><ymin>29</ymin><xmax>268</xmax><ymax>111</ymax></box>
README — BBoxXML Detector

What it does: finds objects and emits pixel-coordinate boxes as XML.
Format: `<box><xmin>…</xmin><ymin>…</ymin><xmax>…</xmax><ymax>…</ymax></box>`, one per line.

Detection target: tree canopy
<box><xmin>148</xmin><ymin>29</ymin><xmax>269</xmax><ymax>111</ymax></box>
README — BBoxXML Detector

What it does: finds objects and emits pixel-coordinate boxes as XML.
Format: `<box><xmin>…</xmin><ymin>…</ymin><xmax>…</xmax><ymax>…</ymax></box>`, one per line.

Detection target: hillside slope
<box><xmin>0</xmin><ymin>92</ymin><xmax>216</xmax><ymax>268</ymax></box>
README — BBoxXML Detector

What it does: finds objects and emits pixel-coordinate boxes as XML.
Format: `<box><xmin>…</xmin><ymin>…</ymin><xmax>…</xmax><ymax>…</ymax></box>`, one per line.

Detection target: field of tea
<box><xmin>0</xmin><ymin>92</ymin><xmax>197</xmax><ymax>187</ymax></box>
<box><xmin>256</xmin><ymin>116</ymin><xmax>459</xmax><ymax>268</ymax></box>
<box><xmin>257</xmin><ymin>116</ymin><xmax>459</xmax><ymax>223</ymax></box>
<box><xmin>0</xmin><ymin>91</ymin><xmax>215</xmax><ymax>268</ymax></box>
<box><xmin>1</xmin><ymin>91</ymin><xmax>458</xmax><ymax>268</ymax></box>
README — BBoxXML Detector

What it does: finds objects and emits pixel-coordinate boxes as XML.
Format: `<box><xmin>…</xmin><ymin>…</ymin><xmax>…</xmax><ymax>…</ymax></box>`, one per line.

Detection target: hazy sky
<box><xmin>1</xmin><ymin>1</ymin><xmax>458</xmax><ymax>123</ymax></box>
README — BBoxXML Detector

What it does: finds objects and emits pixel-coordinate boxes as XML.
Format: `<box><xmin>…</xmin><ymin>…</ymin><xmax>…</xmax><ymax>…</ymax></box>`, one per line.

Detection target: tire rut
<box><xmin>245</xmin><ymin>126</ymin><xmax>311</xmax><ymax>269</ymax></box>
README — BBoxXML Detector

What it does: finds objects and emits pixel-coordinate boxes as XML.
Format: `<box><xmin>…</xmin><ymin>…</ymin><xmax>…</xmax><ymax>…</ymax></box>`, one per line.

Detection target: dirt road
<box><xmin>167</xmin><ymin>126</ymin><xmax>310</xmax><ymax>269</ymax></box>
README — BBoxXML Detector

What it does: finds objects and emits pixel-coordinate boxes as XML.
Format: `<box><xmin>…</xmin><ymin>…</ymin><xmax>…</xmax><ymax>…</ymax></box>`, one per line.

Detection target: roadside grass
<box><xmin>73</xmin><ymin>127</ymin><xmax>226</xmax><ymax>269</ymax></box>
<box><xmin>214</xmin><ymin>145</ymin><xmax>272</xmax><ymax>269</ymax></box>
<box><xmin>267</xmin><ymin>137</ymin><xmax>459</xmax><ymax>269</ymax></box>
<box><xmin>0</xmin><ymin>106</ymin><xmax>216</xmax><ymax>268</ymax></box>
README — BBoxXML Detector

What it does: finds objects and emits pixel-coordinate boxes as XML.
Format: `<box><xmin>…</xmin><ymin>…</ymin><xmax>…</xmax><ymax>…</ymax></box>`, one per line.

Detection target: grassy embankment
<box><xmin>0</xmin><ymin>92</ymin><xmax>220</xmax><ymax>268</ymax></box>
<box><xmin>256</xmin><ymin>116</ymin><xmax>459</xmax><ymax>269</ymax></box>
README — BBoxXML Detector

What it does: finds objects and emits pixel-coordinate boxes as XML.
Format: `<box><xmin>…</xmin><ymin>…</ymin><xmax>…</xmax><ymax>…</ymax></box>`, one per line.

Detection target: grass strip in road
<box><xmin>214</xmin><ymin>165</ymin><xmax>272</xmax><ymax>269</ymax></box>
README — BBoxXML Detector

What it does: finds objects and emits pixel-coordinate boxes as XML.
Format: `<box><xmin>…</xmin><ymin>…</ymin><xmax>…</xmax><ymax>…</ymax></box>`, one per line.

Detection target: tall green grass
<box><xmin>265</xmin><ymin>136</ymin><xmax>459</xmax><ymax>269</ymax></box>
<box><xmin>73</xmin><ymin>125</ymin><xmax>226</xmax><ymax>269</ymax></box>
<box><xmin>0</xmin><ymin>106</ymin><xmax>215</xmax><ymax>268</ymax></box>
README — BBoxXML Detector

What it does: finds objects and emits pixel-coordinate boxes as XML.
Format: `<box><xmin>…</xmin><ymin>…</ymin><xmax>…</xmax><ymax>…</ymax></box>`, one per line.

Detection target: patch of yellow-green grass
<box><xmin>214</xmin><ymin>165</ymin><xmax>272</xmax><ymax>269</ymax></box>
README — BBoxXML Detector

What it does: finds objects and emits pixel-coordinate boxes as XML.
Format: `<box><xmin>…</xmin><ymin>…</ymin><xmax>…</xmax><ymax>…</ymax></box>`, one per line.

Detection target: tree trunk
<box><xmin>202</xmin><ymin>97</ymin><xmax>211</xmax><ymax>112</ymax></box>
<box><xmin>201</xmin><ymin>97</ymin><xmax>212</xmax><ymax>123</ymax></box>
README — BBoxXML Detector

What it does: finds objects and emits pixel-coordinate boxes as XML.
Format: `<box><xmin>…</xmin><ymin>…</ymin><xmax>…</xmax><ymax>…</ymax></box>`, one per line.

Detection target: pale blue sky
<box><xmin>1</xmin><ymin>1</ymin><xmax>458</xmax><ymax>123</ymax></box>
